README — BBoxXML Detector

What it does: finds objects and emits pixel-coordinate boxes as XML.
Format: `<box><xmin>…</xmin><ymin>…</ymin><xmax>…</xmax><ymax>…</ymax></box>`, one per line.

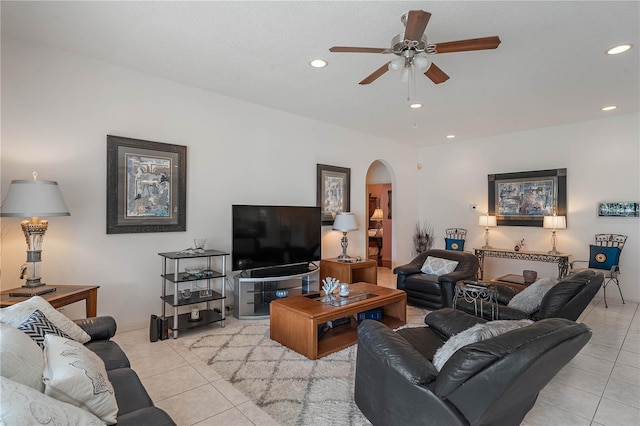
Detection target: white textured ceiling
<box><xmin>2</xmin><ymin>1</ymin><xmax>638</xmax><ymax>147</ymax></box>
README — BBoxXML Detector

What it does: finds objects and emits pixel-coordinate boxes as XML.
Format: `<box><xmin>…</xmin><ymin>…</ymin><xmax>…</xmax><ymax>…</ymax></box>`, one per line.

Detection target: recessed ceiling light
<box><xmin>606</xmin><ymin>44</ymin><xmax>633</xmax><ymax>55</ymax></box>
<box><xmin>409</xmin><ymin>103</ymin><xmax>423</xmax><ymax>109</ymax></box>
<box><xmin>309</xmin><ymin>59</ymin><xmax>328</xmax><ymax>68</ymax></box>
<box><xmin>601</xmin><ymin>105</ymin><xmax>618</xmax><ymax>111</ymax></box>
<box><xmin>446</xmin><ymin>134</ymin><xmax>456</xmax><ymax>139</ymax></box>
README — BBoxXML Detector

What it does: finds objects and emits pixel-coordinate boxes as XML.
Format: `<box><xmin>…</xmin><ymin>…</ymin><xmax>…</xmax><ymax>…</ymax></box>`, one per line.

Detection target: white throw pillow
<box><xmin>0</xmin><ymin>323</ymin><xmax>45</xmax><ymax>392</ymax></box>
<box><xmin>507</xmin><ymin>277</ymin><xmax>559</xmax><ymax>314</ymax></box>
<box><xmin>432</xmin><ymin>319</ymin><xmax>533</xmax><ymax>371</ymax></box>
<box><xmin>43</xmin><ymin>334</ymin><xmax>118</xmax><ymax>424</ymax></box>
<box><xmin>421</xmin><ymin>256</ymin><xmax>459</xmax><ymax>276</ymax></box>
<box><xmin>1</xmin><ymin>376</ymin><xmax>103</xmax><ymax>425</ymax></box>
<box><xmin>0</xmin><ymin>295</ymin><xmax>90</xmax><ymax>343</ymax></box>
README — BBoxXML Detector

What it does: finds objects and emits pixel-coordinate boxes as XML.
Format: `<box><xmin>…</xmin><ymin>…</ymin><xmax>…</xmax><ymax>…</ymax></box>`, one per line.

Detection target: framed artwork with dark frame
<box><xmin>488</xmin><ymin>168</ymin><xmax>567</xmax><ymax>227</ymax></box>
<box><xmin>316</xmin><ymin>164</ymin><xmax>351</xmax><ymax>226</ymax></box>
<box><xmin>107</xmin><ymin>135</ymin><xmax>187</xmax><ymax>234</ymax></box>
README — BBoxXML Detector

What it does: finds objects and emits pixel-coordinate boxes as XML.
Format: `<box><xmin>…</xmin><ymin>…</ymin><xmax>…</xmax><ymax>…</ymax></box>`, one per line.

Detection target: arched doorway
<box><xmin>366</xmin><ymin>161</ymin><xmax>393</xmax><ymax>271</ymax></box>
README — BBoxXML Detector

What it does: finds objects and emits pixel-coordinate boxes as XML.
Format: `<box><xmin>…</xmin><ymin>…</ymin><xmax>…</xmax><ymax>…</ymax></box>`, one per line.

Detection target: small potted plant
<box><xmin>413</xmin><ymin>221</ymin><xmax>434</xmax><ymax>255</ymax></box>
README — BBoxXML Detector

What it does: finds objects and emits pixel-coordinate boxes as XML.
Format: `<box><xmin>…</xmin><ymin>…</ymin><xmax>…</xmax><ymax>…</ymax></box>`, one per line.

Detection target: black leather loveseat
<box><xmin>394</xmin><ymin>249</ymin><xmax>479</xmax><ymax>309</ymax></box>
<box><xmin>74</xmin><ymin>316</ymin><xmax>176</xmax><ymax>425</ymax></box>
<box><xmin>354</xmin><ymin>308</ymin><xmax>592</xmax><ymax>426</ymax></box>
<box><xmin>456</xmin><ymin>270</ymin><xmax>604</xmax><ymax>321</ymax></box>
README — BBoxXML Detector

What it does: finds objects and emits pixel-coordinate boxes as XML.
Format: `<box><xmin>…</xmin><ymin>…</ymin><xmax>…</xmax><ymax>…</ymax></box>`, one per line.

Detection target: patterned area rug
<box><xmin>185</xmin><ymin>305</ymin><xmax>430</xmax><ymax>426</ymax></box>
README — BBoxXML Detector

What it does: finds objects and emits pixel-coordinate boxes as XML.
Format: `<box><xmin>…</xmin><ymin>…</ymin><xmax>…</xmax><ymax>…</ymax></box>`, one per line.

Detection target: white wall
<box><xmin>1</xmin><ymin>38</ymin><xmax>420</xmax><ymax>329</ymax></box>
<box><xmin>418</xmin><ymin>114</ymin><xmax>640</xmax><ymax>302</ymax></box>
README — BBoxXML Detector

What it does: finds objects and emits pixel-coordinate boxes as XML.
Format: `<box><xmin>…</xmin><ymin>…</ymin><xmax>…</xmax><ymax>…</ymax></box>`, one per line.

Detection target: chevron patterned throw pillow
<box><xmin>17</xmin><ymin>309</ymin><xmax>71</xmax><ymax>349</ymax></box>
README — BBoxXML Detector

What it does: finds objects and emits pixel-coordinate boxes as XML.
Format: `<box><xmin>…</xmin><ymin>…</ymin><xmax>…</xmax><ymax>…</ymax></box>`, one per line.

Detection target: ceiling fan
<box><xmin>330</xmin><ymin>10</ymin><xmax>501</xmax><ymax>85</ymax></box>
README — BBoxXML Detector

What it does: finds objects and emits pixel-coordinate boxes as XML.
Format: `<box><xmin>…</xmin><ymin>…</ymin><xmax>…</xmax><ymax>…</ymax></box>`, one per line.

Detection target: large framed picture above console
<box><xmin>488</xmin><ymin>168</ymin><xmax>567</xmax><ymax>227</ymax></box>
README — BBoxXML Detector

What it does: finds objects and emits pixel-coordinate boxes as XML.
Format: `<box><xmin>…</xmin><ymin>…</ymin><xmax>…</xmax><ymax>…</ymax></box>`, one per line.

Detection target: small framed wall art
<box><xmin>316</xmin><ymin>164</ymin><xmax>351</xmax><ymax>225</ymax></box>
<box><xmin>107</xmin><ymin>135</ymin><xmax>187</xmax><ymax>234</ymax></box>
<box><xmin>598</xmin><ymin>202</ymin><xmax>639</xmax><ymax>217</ymax></box>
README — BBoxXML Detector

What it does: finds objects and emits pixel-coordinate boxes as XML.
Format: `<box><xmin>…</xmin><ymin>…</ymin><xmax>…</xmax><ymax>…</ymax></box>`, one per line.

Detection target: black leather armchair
<box><xmin>394</xmin><ymin>249</ymin><xmax>479</xmax><ymax>309</ymax></box>
<box><xmin>355</xmin><ymin>308</ymin><xmax>592</xmax><ymax>426</ymax></box>
<box><xmin>456</xmin><ymin>270</ymin><xmax>604</xmax><ymax>321</ymax></box>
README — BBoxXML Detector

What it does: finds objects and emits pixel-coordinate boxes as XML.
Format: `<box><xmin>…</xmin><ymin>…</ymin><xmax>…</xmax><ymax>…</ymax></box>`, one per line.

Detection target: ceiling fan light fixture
<box><xmin>309</xmin><ymin>59</ymin><xmax>328</xmax><ymax>68</ymax></box>
<box><xmin>400</xmin><ymin>65</ymin><xmax>412</xmax><ymax>83</ymax></box>
<box><xmin>409</xmin><ymin>103</ymin><xmax>423</xmax><ymax>109</ymax></box>
<box><xmin>606</xmin><ymin>44</ymin><xmax>633</xmax><ymax>55</ymax></box>
<box><xmin>412</xmin><ymin>54</ymin><xmax>430</xmax><ymax>70</ymax></box>
<box><xmin>389</xmin><ymin>57</ymin><xmax>405</xmax><ymax>71</ymax></box>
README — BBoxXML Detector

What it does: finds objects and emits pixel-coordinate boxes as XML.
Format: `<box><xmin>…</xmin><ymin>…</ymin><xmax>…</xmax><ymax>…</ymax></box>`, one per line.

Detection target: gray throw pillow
<box><xmin>421</xmin><ymin>256</ymin><xmax>459</xmax><ymax>275</ymax></box>
<box><xmin>507</xmin><ymin>277</ymin><xmax>559</xmax><ymax>314</ymax></box>
<box><xmin>432</xmin><ymin>319</ymin><xmax>533</xmax><ymax>371</ymax></box>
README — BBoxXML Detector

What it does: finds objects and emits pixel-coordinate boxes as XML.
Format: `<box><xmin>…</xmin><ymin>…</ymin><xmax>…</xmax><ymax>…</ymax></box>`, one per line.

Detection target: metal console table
<box><xmin>474</xmin><ymin>248</ymin><xmax>571</xmax><ymax>280</ymax></box>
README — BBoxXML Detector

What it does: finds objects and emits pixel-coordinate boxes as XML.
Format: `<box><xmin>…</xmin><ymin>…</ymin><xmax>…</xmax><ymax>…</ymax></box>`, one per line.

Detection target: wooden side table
<box><xmin>0</xmin><ymin>285</ymin><xmax>100</xmax><ymax>318</ymax></box>
<box><xmin>320</xmin><ymin>258</ymin><xmax>377</xmax><ymax>284</ymax></box>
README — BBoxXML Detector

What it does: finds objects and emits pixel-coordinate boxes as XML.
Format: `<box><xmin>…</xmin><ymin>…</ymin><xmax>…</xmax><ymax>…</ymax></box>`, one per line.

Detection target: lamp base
<box><xmin>9</xmin><ymin>285</ymin><xmax>57</xmax><ymax>297</ymax></box>
<box><xmin>548</xmin><ymin>249</ymin><xmax>561</xmax><ymax>255</ymax></box>
<box><xmin>481</xmin><ymin>244</ymin><xmax>493</xmax><ymax>249</ymax></box>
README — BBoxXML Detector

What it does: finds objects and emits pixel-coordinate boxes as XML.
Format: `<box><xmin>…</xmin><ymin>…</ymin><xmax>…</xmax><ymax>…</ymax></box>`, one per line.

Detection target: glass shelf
<box><xmin>161</xmin><ymin>269</ymin><xmax>225</xmax><ymax>283</ymax></box>
<box><xmin>165</xmin><ymin>309</ymin><xmax>223</xmax><ymax>332</ymax></box>
<box><xmin>161</xmin><ymin>290</ymin><xmax>224</xmax><ymax>307</ymax></box>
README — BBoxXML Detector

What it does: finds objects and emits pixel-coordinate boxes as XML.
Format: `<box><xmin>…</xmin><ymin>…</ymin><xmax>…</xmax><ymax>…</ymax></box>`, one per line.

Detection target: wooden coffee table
<box><xmin>270</xmin><ymin>282</ymin><xmax>406</xmax><ymax>359</ymax></box>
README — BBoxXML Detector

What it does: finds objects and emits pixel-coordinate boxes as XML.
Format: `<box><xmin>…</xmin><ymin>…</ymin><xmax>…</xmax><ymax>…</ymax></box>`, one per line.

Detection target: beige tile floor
<box><xmin>113</xmin><ymin>268</ymin><xmax>640</xmax><ymax>425</ymax></box>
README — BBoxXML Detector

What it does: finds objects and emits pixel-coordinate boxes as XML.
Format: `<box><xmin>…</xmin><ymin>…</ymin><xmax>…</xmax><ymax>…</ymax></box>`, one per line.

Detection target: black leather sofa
<box><xmin>456</xmin><ymin>270</ymin><xmax>604</xmax><ymax>321</ymax></box>
<box><xmin>394</xmin><ymin>249</ymin><xmax>479</xmax><ymax>309</ymax></box>
<box><xmin>355</xmin><ymin>308</ymin><xmax>592</xmax><ymax>426</ymax></box>
<box><xmin>74</xmin><ymin>316</ymin><xmax>175</xmax><ymax>425</ymax></box>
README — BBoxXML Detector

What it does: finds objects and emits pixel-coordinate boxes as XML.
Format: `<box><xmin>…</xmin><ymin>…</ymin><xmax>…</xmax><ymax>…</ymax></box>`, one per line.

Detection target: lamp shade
<box><xmin>333</xmin><ymin>212</ymin><xmax>358</xmax><ymax>232</ymax></box>
<box><xmin>478</xmin><ymin>215</ymin><xmax>497</xmax><ymax>227</ymax></box>
<box><xmin>370</xmin><ymin>208</ymin><xmax>384</xmax><ymax>221</ymax></box>
<box><xmin>1</xmin><ymin>179</ymin><xmax>70</xmax><ymax>217</ymax></box>
<box><xmin>543</xmin><ymin>215</ymin><xmax>566</xmax><ymax>229</ymax></box>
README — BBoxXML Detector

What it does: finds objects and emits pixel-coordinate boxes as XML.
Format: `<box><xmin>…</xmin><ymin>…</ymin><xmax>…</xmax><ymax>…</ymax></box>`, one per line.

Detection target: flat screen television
<box><xmin>232</xmin><ymin>205</ymin><xmax>321</xmax><ymax>271</ymax></box>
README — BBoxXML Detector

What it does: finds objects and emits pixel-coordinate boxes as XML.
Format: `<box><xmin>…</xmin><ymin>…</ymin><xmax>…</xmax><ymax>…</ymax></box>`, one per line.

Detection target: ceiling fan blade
<box><xmin>359</xmin><ymin>62</ymin><xmax>391</xmax><ymax>85</ymax></box>
<box><xmin>424</xmin><ymin>63</ymin><xmax>450</xmax><ymax>84</ymax></box>
<box><xmin>404</xmin><ymin>10</ymin><xmax>431</xmax><ymax>42</ymax></box>
<box><xmin>329</xmin><ymin>46</ymin><xmax>390</xmax><ymax>54</ymax></box>
<box><xmin>431</xmin><ymin>36</ymin><xmax>501</xmax><ymax>54</ymax></box>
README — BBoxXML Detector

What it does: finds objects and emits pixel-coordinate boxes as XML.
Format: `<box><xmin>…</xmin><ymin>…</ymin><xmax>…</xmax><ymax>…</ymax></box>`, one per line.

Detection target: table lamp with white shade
<box><xmin>543</xmin><ymin>214</ymin><xmax>566</xmax><ymax>254</ymax></box>
<box><xmin>333</xmin><ymin>212</ymin><xmax>359</xmax><ymax>262</ymax></box>
<box><xmin>0</xmin><ymin>172</ymin><xmax>70</xmax><ymax>295</ymax></box>
<box><xmin>478</xmin><ymin>214</ymin><xmax>497</xmax><ymax>249</ymax></box>
<box><xmin>370</xmin><ymin>207</ymin><xmax>384</xmax><ymax>237</ymax></box>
